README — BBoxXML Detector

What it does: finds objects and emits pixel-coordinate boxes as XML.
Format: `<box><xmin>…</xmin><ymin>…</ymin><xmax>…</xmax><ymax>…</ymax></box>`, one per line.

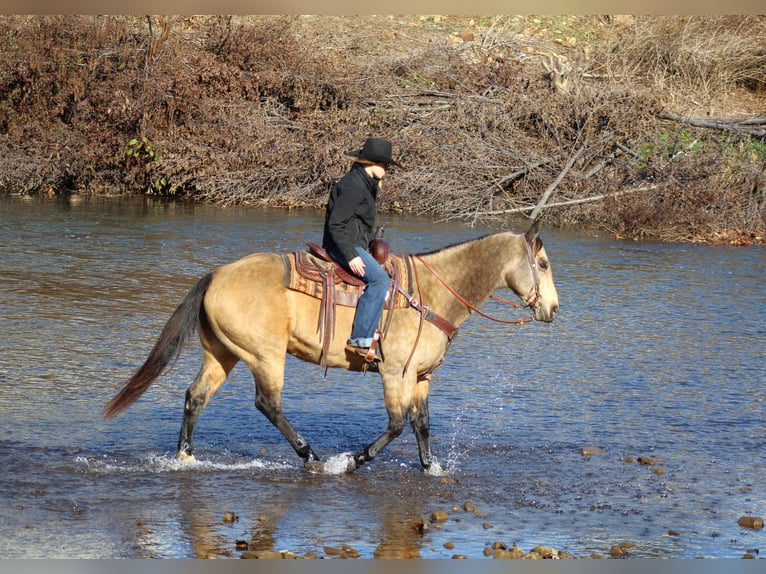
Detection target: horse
<box><xmin>103</xmin><ymin>221</ymin><xmax>559</xmax><ymax>474</ymax></box>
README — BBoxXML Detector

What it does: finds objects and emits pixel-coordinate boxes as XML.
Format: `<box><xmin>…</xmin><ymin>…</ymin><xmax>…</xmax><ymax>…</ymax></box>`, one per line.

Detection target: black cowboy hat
<box><xmin>346</xmin><ymin>137</ymin><xmax>403</xmax><ymax>168</ymax></box>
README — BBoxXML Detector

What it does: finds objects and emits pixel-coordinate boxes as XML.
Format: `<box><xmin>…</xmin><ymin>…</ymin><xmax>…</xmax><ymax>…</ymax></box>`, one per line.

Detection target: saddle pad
<box><xmin>282</xmin><ymin>251</ymin><xmax>413</xmax><ymax>308</ymax></box>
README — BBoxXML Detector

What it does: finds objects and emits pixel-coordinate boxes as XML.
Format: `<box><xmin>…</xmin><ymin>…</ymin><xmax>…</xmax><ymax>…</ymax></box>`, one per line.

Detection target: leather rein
<box><xmin>395</xmin><ymin>235</ymin><xmax>541</xmax><ymax>377</ymax></box>
<box><xmin>414</xmin><ymin>235</ymin><xmax>541</xmax><ymax>327</ymax></box>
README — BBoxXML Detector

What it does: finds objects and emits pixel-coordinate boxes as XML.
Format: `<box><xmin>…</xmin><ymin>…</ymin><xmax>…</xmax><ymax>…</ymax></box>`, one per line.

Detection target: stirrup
<box><xmin>345</xmin><ymin>343</ymin><xmax>381</xmax><ymax>363</ymax></box>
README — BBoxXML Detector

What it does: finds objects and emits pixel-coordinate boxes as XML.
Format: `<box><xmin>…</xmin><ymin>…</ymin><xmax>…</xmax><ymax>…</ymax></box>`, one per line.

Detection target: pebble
<box><xmin>430</xmin><ymin>509</ymin><xmax>450</xmax><ymax>522</ymax></box>
<box><xmin>738</xmin><ymin>516</ymin><xmax>764</xmax><ymax>530</ymax></box>
<box><xmin>608</xmin><ymin>542</ymin><xmax>634</xmax><ymax>558</ymax></box>
<box><xmin>241</xmin><ymin>550</ymin><xmax>294</xmax><ymax>559</ymax></box>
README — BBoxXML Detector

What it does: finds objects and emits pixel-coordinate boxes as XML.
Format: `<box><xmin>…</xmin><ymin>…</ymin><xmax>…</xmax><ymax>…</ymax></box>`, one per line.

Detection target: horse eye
<box><xmin>539</xmin><ymin>259</ymin><xmax>549</xmax><ymax>271</ymax></box>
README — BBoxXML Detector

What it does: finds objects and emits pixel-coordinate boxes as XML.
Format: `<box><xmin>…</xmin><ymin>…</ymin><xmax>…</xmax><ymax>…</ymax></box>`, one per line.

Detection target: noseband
<box><xmin>523</xmin><ymin>235</ymin><xmax>542</xmax><ymax>310</ymax></box>
<box><xmin>414</xmin><ymin>234</ymin><xmax>541</xmax><ymax>326</ymax></box>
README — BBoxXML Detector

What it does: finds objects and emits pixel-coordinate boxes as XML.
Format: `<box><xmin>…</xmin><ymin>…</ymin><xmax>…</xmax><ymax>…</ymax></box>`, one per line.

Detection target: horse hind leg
<box><xmin>177</xmin><ymin>347</ymin><xmax>237</xmax><ymax>460</ymax></box>
<box><xmin>250</xmin><ymin>358</ymin><xmax>321</xmax><ymax>466</ymax></box>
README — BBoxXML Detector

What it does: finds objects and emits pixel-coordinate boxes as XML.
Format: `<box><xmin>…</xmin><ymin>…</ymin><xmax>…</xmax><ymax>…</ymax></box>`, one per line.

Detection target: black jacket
<box><xmin>322</xmin><ymin>163</ymin><xmax>379</xmax><ymax>263</ymax></box>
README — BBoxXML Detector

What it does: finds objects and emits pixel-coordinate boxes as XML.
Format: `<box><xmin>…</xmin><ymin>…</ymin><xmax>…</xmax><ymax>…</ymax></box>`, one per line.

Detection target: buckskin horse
<box><xmin>104</xmin><ymin>220</ymin><xmax>559</xmax><ymax>473</ymax></box>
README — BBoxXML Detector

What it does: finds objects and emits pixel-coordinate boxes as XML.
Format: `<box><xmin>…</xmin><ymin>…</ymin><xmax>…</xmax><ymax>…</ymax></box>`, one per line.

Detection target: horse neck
<box><xmin>415</xmin><ymin>233</ymin><xmax>522</xmax><ymax>326</ymax></box>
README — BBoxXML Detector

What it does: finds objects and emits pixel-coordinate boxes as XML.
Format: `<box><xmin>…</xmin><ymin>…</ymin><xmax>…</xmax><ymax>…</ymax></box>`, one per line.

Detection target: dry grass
<box><xmin>0</xmin><ymin>15</ymin><xmax>764</xmax><ymax>243</ymax></box>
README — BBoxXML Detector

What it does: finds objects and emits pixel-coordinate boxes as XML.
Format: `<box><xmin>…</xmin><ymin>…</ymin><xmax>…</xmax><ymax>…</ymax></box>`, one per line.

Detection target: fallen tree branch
<box><xmin>659</xmin><ymin>112</ymin><xmax>766</xmax><ymax>138</ymax></box>
<box><xmin>529</xmin><ymin>145</ymin><xmax>586</xmax><ymax>220</ymax></box>
<box><xmin>477</xmin><ymin>184</ymin><xmax>659</xmax><ymax>216</ymax></box>
<box><xmin>494</xmin><ymin>158</ymin><xmax>554</xmax><ymax>189</ymax></box>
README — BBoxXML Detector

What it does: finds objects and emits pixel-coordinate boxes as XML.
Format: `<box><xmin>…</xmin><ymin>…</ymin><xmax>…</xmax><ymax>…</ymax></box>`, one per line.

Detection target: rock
<box><xmin>637</xmin><ymin>456</ymin><xmax>656</xmax><ymax>465</ymax></box>
<box><xmin>444</xmin><ymin>541</ymin><xmax>455</xmax><ymax>549</ymax></box>
<box><xmin>430</xmin><ymin>509</ymin><xmax>450</xmax><ymax>522</ymax></box>
<box><xmin>324</xmin><ymin>546</ymin><xmax>344</xmax><ymax>556</ymax></box>
<box><xmin>240</xmin><ymin>550</ymin><xmax>284</xmax><ymax>559</ymax></box>
<box><xmin>738</xmin><ymin>516</ymin><xmax>764</xmax><ymax>530</ymax></box>
<box><xmin>609</xmin><ymin>544</ymin><xmax>628</xmax><ymax>557</ymax></box>
<box><xmin>342</xmin><ymin>545</ymin><xmax>360</xmax><ymax>558</ymax></box>
<box><xmin>581</xmin><ymin>445</ymin><xmax>604</xmax><ymax>456</ymax></box>
<box><xmin>493</xmin><ymin>546</ymin><xmax>525</xmax><ymax>559</ymax></box>
<box><xmin>323</xmin><ymin>545</ymin><xmax>359</xmax><ymax>558</ymax></box>
<box><xmin>463</xmin><ymin>500</ymin><xmax>475</xmax><ymax>512</ymax></box>
<box><xmin>412</xmin><ymin>516</ymin><xmax>429</xmax><ymax>534</ymax></box>
<box><xmin>222</xmin><ymin>511</ymin><xmax>239</xmax><ymax>523</ymax></box>
<box><xmin>531</xmin><ymin>545</ymin><xmax>558</xmax><ymax>558</ymax></box>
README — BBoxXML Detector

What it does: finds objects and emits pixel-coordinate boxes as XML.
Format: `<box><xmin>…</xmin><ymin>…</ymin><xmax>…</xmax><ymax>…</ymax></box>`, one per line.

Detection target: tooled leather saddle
<box><xmin>282</xmin><ymin>240</ymin><xmax>411</xmax><ymax>367</ymax></box>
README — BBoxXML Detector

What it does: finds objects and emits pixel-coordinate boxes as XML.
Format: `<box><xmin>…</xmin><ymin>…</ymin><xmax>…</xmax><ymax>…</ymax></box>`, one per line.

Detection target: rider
<box><xmin>322</xmin><ymin>137</ymin><xmax>402</xmax><ymax>362</ymax></box>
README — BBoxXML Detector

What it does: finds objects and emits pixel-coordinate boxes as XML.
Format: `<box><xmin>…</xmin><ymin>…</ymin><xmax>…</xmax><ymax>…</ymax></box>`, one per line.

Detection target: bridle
<box><xmin>414</xmin><ymin>234</ymin><xmax>542</xmax><ymax>326</ymax></box>
<box><xmin>522</xmin><ymin>234</ymin><xmax>542</xmax><ymax>311</ymax></box>
<box><xmin>396</xmin><ymin>235</ymin><xmax>541</xmax><ymax>376</ymax></box>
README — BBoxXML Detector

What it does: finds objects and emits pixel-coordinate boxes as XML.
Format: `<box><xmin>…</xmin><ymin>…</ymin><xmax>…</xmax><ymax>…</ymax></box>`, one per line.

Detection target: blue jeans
<box><xmin>329</xmin><ymin>246</ymin><xmax>390</xmax><ymax>347</ymax></box>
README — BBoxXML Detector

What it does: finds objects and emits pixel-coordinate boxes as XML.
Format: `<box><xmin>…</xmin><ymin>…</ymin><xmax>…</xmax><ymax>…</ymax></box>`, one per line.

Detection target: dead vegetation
<box><xmin>0</xmin><ymin>15</ymin><xmax>764</xmax><ymax>244</ymax></box>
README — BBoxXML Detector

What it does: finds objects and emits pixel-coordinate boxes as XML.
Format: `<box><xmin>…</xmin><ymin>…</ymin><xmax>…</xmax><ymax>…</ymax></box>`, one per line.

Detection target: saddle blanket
<box><xmin>282</xmin><ymin>251</ymin><xmax>413</xmax><ymax>308</ymax></box>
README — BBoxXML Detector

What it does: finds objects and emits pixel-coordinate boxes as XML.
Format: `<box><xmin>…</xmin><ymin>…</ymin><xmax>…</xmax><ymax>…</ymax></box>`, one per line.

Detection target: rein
<box><xmin>414</xmin><ymin>236</ymin><xmax>540</xmax><ymax>326</ymax></box>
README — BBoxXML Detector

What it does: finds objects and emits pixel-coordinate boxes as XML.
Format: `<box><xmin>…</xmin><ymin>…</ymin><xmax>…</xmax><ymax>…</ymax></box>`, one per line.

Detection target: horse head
<box><xmin>508</xmin><ymin>219</ymin><xmax>559</xmax><ymax>322</ymax></box>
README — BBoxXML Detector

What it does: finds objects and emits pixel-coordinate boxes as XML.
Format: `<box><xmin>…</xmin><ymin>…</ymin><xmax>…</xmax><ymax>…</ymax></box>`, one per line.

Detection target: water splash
<box><xmin>74</xmin><ymin>453</ymin><xmax>291</xmax><ymax>474</ymax></box>
<box><xmin>424</xmin><ymin>459</ymin><xmax>449</xmax><ymax>477</ymax></box>
<box><xmin>319</xmin><ymin>452</ymin><xmax>355</xmax><ymax>474</ymax></box>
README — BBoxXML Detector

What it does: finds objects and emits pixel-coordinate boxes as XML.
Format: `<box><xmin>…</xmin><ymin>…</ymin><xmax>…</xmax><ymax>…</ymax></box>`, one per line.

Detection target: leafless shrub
<box><xmin>0</xmin><ymin>15</ymin><xmax>763</xmax><ymax>243</ymax></box>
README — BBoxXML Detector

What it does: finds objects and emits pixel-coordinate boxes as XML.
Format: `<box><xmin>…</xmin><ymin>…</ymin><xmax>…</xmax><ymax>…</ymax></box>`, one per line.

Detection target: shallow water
<box><xmin>1</xmin><ymin>195</ymin><xmax>764</xmax><ymax>559</ymax></box>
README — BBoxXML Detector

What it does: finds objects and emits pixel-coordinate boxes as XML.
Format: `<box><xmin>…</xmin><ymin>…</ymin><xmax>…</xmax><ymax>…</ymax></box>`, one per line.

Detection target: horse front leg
<box><xmin>347</xmin><ymin>412</ymin><xmax>407</xmax><ymax>472</ymax></box>
<box><xmin>347</xmin><ymin>373</ymin><xmax>414</xmax><ymax>473</ymax></box>
<box><xmin>409</xmin><ymin>374</ymin><xmax>434</xmax><ymax>471</ymax></box>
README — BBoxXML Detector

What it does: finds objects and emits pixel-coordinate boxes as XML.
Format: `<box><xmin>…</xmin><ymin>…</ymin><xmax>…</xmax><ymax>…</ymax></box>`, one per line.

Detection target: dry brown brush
<box><xmin>0</xmin><ymin>15</ymin><xmax>764</xmax><ymax>243</ymax></box>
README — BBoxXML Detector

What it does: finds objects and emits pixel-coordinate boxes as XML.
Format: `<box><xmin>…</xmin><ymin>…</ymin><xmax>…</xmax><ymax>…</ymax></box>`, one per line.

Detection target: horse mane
<box><xmin>414</xmin><ymin>229</ymin><xmax>538</xmax><ymax>257</ymax></box>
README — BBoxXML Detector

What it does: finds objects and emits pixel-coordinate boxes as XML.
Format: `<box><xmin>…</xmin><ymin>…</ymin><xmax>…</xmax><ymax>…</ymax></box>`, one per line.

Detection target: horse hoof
<box><xmin>176</xmin><ymin>451</ymin><xmax>196</xmax><ymax>462</ymax></box>
<box><xmin>304</xmin><ymin>460</ymin><xmax>325</xmax><ymax>474</ymax></box>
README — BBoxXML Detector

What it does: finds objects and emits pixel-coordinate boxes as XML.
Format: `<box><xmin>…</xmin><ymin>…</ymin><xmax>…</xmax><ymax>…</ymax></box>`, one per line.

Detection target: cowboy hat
<box><xmin>346</xmin><ymin>137</ymin><xmax>402</xmax><ymax>168</ymax></box>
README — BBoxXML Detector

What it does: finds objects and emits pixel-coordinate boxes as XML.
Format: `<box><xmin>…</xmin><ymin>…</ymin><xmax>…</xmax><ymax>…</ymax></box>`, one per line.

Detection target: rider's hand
<box><xmin>348</xmin><ymin>256</ymin><xmax>366</xmax><ymax>277</ymax></box>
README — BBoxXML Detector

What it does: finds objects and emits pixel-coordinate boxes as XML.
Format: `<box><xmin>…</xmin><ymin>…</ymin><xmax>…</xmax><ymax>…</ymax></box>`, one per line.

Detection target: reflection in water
<box><xmin>1</xmin><ymin>195</ymin><xmax>764</xmax><ymax>558</ymax></box>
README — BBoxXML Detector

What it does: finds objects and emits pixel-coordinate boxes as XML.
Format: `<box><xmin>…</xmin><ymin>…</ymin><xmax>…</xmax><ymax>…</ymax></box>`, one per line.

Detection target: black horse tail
<box><xmin>104</xmin><ymin>273</ymin><xmax>213</xmax><ymax>419</ymax></box>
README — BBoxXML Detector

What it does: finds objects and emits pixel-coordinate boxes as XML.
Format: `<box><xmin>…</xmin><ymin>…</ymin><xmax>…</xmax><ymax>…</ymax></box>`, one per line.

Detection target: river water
<box><xmin>0</xmin><ymin>195</ymin><xmax>763</xmax><ymax>559</ymax></box>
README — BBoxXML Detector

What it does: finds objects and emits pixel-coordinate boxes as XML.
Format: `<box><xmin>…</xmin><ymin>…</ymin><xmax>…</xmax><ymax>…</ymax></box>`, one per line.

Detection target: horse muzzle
<box><xmin>534</xmin><ymin>302</ymin><xmax>558</xmax><ymax>322</ymax></box>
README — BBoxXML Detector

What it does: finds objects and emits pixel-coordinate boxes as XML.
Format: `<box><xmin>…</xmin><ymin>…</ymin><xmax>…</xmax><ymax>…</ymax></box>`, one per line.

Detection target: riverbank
<box><xmin>1</xmin><ymin>15</ymin><xmax>764</xmax><ymax>244</ymax></box>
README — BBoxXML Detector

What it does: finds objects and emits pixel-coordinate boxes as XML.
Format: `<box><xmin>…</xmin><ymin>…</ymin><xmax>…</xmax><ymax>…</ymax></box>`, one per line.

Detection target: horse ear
<box><xmin>525</xmin><ymin>217</ymin><xmax>541</xmax><ymax>245</ymax></box>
